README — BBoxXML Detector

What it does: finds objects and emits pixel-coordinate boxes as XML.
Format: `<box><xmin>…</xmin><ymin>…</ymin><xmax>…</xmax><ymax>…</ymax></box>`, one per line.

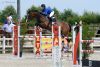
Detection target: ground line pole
<box><xmin>72</xmin><ymin>26</ymin><xmax>76</xmax><ymax>66</ymax></box>
<box><xmin>79</xmin><ymin>24</ymin><xmax>82</xmax><ymax>67</ymax></box>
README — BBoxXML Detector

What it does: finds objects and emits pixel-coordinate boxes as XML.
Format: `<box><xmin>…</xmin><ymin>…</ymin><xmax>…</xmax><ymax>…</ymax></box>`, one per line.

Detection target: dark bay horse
<box><xmin>27</xmin><ymin>10</ymin><xmax>71</xmax><ymax>37</ymax></box>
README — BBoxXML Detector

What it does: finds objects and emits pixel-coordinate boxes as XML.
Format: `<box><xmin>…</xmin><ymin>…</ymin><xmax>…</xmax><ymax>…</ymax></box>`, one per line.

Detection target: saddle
<box><xmin>40</xmin><ymin>12</ymin><xmax>56</xmax><ymax>23</ymax></box>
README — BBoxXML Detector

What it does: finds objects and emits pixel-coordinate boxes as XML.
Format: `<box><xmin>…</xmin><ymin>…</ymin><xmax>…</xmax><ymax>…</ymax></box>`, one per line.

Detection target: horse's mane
<box><xmin>28</xmin><ymin>10</ymin><xmax>41</xmax><ymax>16</ymax></box>
<box><xmin>28</xmin><ymin>10</ymin><xmax>47</xmax><ymax>20</ymax></box>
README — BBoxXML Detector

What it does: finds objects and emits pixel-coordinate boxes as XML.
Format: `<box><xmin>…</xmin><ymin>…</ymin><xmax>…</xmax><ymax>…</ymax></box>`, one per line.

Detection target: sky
<box><xmin>0</xmin><ymin>0</ymin><xmax>100</xmax><ymax>18</ymax></box>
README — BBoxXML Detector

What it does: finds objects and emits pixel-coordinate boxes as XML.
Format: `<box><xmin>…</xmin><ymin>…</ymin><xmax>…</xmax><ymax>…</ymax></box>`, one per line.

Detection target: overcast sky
<box><xmin>0</xmin><ymin>0</ymin><xmax>100</xmax><ymax>18</ymax></box>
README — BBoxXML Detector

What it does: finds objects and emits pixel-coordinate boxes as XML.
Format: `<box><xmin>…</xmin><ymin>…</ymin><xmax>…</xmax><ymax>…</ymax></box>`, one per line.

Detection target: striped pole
<box><xmin>52</xmin><ymin>24</ymin><xmax>61</xmax><ymax>67</ymax></box>
<box><xmin>72</xmin><ymin>26</ymin><xmax>76</xmax><ymax>65</ymax></box>
<box><xmin>79</xmin><ymin>25</ymin><xmax>82</xmax><ymax>66</ymax></box>
<box><xmin>13</xmin><ymin>26</ymin><xmax>20</xmax><ymax>57</ymax></box>
<box><xmin>34</xmin><ymin>26</ymin><xmax>41</xmax><ymax>56</ymax></box>
<box><xmin>13</xmin><ymin>26</ymin><xmax>18</xmax><ymax>55</ymax></box>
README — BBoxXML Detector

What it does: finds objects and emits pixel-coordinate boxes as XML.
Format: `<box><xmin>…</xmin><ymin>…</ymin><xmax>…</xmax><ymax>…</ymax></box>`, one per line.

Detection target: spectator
<box><xmin>2</xmin><ymin>16</ymin><xmax>15</xmax><ymax>33</ymax></box>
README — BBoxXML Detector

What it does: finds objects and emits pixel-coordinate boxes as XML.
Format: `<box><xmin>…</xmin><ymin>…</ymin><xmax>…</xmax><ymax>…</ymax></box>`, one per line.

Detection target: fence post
<box><xmin>52</xmin><ymin>24</ymin><xmax>61</xmax><ymax>67</ymax></box>
<box><xmin>34</xmin><ymin>26</ymin><xmax>41</xmax><ymax>57</ymax></box>
<box><xmin>2</xmin><ymin>36</ymin><xmax>5</xmax><ymax>54</ymax></box>
<box><xmin>13</xmin><ymin>26</ymin><xmax>20</xmax><ymax>57</ymax></box>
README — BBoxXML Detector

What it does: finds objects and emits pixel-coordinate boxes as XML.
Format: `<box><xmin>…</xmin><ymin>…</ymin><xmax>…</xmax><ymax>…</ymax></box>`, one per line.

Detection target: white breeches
<box><xmin>49</xmin><ymin>11</ymin><xmax>54</xmax><ymax>17</ymax></box>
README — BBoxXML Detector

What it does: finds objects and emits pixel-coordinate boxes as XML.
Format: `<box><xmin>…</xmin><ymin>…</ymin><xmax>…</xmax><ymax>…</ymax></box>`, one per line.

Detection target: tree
<box><xmin>27</xmin><ymin>5</ymin><xmax>41</xmax><ymax>12</ymax></box>
<box><xmin>81</xmin><ymin>12</ymin><xmax>98</xmax><ymax>24</ymax></box>
<box><xmin>0</xmin><ymin>5</ymin><xmax>17</xmax><ymax>23</ymax></box>
<box><xmin>53</xmin><ymin>8</ymin><xmax>60</xmax><ymax>20</ymax></box>
<box><xmin>96</xmin><ymin>14</ymin><xmax>100</xmax><ymax>24</ymax></box>
<box><xmin>59</xmin><ymin>9</ymin><xmax>80</xmax><ymax>24</ymax></box>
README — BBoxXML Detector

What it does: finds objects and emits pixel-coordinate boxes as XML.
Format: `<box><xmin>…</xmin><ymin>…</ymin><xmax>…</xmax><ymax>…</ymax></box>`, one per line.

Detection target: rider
<box><xmin>41</xmin><ymin>4</ymin><xmax>56</xmax><ymax>24</ymax></box>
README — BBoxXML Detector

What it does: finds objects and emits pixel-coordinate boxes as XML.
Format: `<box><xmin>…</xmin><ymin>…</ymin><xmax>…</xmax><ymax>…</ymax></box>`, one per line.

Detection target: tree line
<box><xmin>0</xmin><ymin>5</ymin><xmax>100</xmax><ymax>25</ymax></box>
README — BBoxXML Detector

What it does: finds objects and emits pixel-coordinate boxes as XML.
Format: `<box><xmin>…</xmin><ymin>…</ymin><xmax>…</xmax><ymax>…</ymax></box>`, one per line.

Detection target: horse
<box><xmin>27</xmin><ymin>10</ymin><xmax>71</xmax><ymax>37</ymax></box>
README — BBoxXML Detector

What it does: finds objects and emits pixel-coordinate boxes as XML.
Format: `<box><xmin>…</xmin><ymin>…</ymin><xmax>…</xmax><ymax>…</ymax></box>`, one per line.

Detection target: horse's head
<box><xmin>27</xmin><ymin>10</ymin><xmax>39</xmax><ymax>21</ymax></box>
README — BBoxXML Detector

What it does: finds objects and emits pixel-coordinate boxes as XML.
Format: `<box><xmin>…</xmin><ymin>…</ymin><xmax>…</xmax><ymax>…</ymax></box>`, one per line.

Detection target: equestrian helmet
<box><xmin>41</xmin><ymin>4</ymin><xmax>46</xmax><ymax>8</ymax></box>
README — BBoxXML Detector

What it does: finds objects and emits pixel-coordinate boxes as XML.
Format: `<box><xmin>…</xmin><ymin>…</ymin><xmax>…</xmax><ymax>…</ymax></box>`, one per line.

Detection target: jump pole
<box><xmin>79</xmin><ymin>25</ymin><xmax>82</xmax><ymax>67</ymax></box>
<box><xmin>34</xmin><ymin>26</ymin><xmax>42</xmax><ymax>57</ymax></box>
<box><xmin>74</xmin><ymin>22</ymin><xmax>93</xmax><ymax>67</ymax></box>
<box><xmin>73</xmin><ymin>21</ymin><xmax>82</xmax><ymax>67</ymax></box>
<box><xmin>13</xmin><ymin>26</ymin><xmax>20</xmax><ymax>57</ymax></box>
<box><xmin>52</xmin><ymin>24</ymin><xmax>61</xmax><ymax>67</ymax></box>
<box><xmin>72</xmin><ymin>26</ymin><xmax>77</xmax><ymax>65</ymax></box>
